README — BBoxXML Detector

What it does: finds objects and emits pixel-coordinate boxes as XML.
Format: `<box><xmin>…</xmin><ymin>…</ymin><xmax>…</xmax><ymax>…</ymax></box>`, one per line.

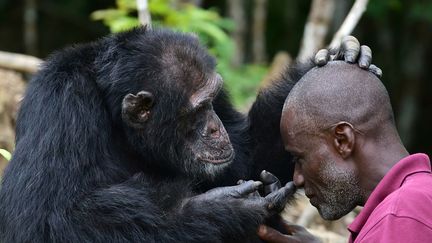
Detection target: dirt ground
<box><xmin>0</xmin><ymin>68</ymin><xmax>25</xmax><ymax>172</ymax></box>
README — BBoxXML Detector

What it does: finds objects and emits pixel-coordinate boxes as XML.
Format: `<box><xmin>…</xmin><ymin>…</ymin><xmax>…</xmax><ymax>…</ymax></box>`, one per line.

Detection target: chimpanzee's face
<box><xmin>119</xmin><ymin>33</ymin><xmax>234</xmax><ymax>179</ymax></box>
<box><xmin>120</xmin><ymin>73</ymin><xmax>234</xmax><ymax>179</ymax></box>
<box><xmin>178</xmin><ymin>73</ymin><xmax>234</xmax><ymax>178</ymax></box>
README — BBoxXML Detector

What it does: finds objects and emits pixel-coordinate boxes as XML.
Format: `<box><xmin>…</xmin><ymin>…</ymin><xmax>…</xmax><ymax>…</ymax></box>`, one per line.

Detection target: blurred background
<box><xmin>0</xmin><ymin>0</ymin><xmax>431</xmax><ymax>241</ymax></box>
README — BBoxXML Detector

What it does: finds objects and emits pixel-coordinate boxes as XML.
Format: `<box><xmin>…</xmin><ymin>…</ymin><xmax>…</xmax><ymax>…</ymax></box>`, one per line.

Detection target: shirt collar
<box><xmin>348</xmin><ymin>153</ymin><xmax>431</xmax><ymax>235</ymax></box>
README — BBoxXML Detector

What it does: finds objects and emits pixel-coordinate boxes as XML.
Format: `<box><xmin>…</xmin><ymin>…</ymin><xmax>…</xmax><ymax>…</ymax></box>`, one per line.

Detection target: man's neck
<box><xmin>357</xmin><ymin>141</ymin><xmax>409</xmax><ymax>205</ymax></box>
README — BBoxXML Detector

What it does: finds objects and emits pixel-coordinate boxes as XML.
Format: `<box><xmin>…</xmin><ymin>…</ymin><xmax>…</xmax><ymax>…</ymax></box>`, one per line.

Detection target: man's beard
<box><xmin>315</xmin><ymin>159</ymin><xmax>363</xmax><ymax>220</ymax></box>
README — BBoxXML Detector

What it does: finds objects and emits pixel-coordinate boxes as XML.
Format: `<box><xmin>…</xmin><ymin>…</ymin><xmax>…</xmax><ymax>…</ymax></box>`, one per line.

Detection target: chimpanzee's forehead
<box><xmin>189</xmin><ymin>73</ymin><xmax>223</xmax><ymax>108</ymax></box>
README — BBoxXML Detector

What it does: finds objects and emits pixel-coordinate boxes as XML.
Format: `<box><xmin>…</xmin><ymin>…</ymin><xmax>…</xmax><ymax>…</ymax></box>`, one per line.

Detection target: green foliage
<box><xmin>91</xmin><ymin>0</ymin><xmax>235</xmax><ymax>59</ymax></box>
<box><xmin>0</xmin><ymin>149</ymin><xmax>11</xmax><ymax>161</ymax></box>
<box><xmin>91</xmin><ymin>0</ymin><xmax>140</xmax><ymax>33</ymax></box>
<box><xmin>409</xmin><ymin>2</ymin><xmax>432</xmax><ymax>23</ymax></box>
<box><xmin>366</xmin><ymin>0</ymin><xmax>402</xmax><ymax>18</ymax></box>
<box><xmin>218</xmin><ymin>62</ymin><xmax>267</xmax><ymax>109</ymax></box>
<box><xmin>91</xmin><ymin>0</ymin><xmax>268</xmax><ymax>108</ymax></box>
<box><xmin>367</xmin><ymin>0</ymin><xmax>432</xmax><ymax>25</ymax></box>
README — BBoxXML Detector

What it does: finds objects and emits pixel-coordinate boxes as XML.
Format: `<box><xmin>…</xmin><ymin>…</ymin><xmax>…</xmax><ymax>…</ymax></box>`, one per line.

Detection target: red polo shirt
<box><xmin>348</xmin><ymin>153</ymin><xmax>432</xmax><ymax>242</ymax></box>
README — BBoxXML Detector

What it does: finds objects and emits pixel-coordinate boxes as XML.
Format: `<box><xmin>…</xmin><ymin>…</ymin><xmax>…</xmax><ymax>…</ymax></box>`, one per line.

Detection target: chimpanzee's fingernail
<box><xmin>345</xmin><ymin>54</ymin><xmax>355</xmax><ymax>63</ymax></box>
<box><xmin>254</xmin><ymin>181</ymin><xmax>263</xmax><ymax>188</ymax></box>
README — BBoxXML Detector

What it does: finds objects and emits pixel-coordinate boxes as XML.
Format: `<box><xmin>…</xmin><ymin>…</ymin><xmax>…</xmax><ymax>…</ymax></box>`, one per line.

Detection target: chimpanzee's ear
<box><xmin>121</xmin><ymin>91</ymin><xmax>154</xmax><ymax>129</ymax></box>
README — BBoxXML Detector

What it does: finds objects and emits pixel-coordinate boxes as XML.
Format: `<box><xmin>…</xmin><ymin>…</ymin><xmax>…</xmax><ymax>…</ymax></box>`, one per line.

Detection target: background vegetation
<box><xmin>0</xmin><ymin>0</ymin><xmax>430</xmax><ymax>172</ymax></box>
<box><xmin>0</xmin><ymin>0</ymin><xmax>430</xmax><ymax>241</ymax></box>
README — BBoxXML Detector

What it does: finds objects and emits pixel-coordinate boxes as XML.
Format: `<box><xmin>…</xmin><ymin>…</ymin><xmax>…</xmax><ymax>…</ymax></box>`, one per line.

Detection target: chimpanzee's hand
<box><xmin>193</xmin><ymin>180</ymin><xmax>263</xmax><ymax>202</ymax></box>
<box><xmin>260</xmin><ymin>170</ymin><xmax>282</xmax><ymax>196</ymax></box>
<box><xmin>314</xmin><ymin>36</ymin><xmax>382</xmax><ymax>77</ymax></box>
<box><xmin>241</xmin><ymin>171</ymin><xmax>296</xmax><ymax>215</ymax></box>
<box><xmin>237</xmin><ymin>170</ymin><xmax>285</xmax><ymax>198</ymax></box>
<box><xmin>263</xmin><ymin>181</ymin><xmax>296</xmax><ymax>215</ymax></box>
<box><xmin>241</xmin><ymin>181</ymin><xmax>296</xmax><ymax>216</ymax></box>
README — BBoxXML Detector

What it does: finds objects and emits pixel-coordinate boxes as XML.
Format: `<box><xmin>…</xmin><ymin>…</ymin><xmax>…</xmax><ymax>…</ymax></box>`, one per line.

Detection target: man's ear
<box><xmin>121</xmin><ymin>91</ymin><xmax>154</xmax><ymax>129</ymax></box>
<box><xmin>332</xmin><ymin>122</ymin><xmax>356</xmax><ymax>158</ymax></box>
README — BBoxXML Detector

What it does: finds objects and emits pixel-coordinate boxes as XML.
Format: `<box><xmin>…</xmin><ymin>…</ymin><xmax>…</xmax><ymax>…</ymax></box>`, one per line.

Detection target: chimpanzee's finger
<box><xmin>260</xmin><ymin>170</ymin><xmax>281</xmax><ymax>195</ymax></box>
<box><xmin>265</xmin><ymin>182</ymin><xmax>296</xmax><ymax>213</ymax></box>
<box><xmin>233</xmin><ymin>180</ymin><xmax>263</xmax><ymax>197</ymax></box>
<box><xmin>332</xmin><ymin>36</ymin><xmax>360</xmax><ymax>63</ymax></box>
<box><xmin>358</xmin><ymin>45</ymin><xmax>372</xmax><ymax>69</ymax></box>
<box><xmin>238</xmin><ymin>179</ymin><xmax>261</xmax><ymax>197</ymax></box>
<box><xmin>314</xmin><ymin>49</ymin><xmax>330</xmax><ymax>66</ymax></box>
<box><xmin>369</xmin><ymin>64</ymin><xmax>383</xmax><ymax>78</ymax></box>
<box><xmin>341</xmin><ymin>36</ymin><xmax>360</xmax><ymax>63</ymax></box>
<box><xmin>250</xmin><ymin>191</ymin><xmax>261</xmax><ymax>198</ymax></box>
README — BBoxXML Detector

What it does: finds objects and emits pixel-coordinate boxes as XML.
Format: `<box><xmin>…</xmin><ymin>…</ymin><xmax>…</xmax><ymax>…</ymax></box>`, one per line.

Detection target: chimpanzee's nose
<box><xmin>207</xmin><ymin>119</ymin><xmax>221</xmax><ymax>138</ymax></box>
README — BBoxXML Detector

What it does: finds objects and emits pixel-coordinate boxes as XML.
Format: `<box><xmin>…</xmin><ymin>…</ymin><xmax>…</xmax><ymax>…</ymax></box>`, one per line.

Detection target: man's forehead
<box><xmin>281</xmin><ymin>108</ymin><xmax>302</xmax><ymax>144</ymax></box>
<box><xmin>281</xmin><ymin>107</ymin><xmax>303</xmax><ymax>133</ymax></box>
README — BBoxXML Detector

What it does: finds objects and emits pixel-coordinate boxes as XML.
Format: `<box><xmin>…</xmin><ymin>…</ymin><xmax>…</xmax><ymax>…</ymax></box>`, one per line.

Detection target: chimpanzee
<box><xmin>0</xmin><ymin>27</ymin><xmax>375</xmax><ymax>242</ymax></box>
<box><xmin>0</xmin><ymin>27</ymin><xmax>295</xmax><ymax>243</ymax></box>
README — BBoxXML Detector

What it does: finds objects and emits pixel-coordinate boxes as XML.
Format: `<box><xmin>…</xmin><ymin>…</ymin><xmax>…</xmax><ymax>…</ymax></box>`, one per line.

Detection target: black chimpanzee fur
<box><xmin>198</xmin><ymin>60</ymin><xmax>315</xmax><ymax>192</ymax></box>
<box><xmin>0</xmin><ymin>27</ymin><xmax>314</xmax><ymax>242</ymax></box>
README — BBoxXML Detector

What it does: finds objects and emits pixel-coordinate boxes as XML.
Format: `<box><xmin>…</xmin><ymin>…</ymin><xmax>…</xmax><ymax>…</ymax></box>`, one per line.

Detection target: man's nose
<box><xmin>293</xmin><ymin>164</ymin><xmax>305</xmax><ymax>187</ymax></box>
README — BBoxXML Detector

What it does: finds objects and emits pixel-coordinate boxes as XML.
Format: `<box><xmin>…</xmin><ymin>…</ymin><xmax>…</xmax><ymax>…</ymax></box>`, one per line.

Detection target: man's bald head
<box><xmin>281</xmin><ymin>61</ymin><xmax>395</xmax><ymax>139</ymax></box>
<box><xmin>280</xmin><ymin>61</ymin><xmax>409</xmax><ymax>220</ymax></box>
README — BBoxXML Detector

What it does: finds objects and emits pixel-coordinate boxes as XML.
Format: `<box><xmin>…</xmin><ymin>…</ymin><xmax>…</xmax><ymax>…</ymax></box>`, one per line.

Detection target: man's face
<box><xmin>281</xmin><ymin>109</ymin><xmax>363</xmax><ymax>220</ymax></box>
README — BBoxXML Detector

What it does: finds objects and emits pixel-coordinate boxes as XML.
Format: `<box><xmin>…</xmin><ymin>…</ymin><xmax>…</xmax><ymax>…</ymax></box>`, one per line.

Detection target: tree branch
<box><xmin>137</xmin><ymin>0</ymin><xmax>152</xmax><ymax>28</ymax></box>
<box><xmin>252</xmin><ymin>0</ymin><xmax>268</xmax><ymax>64</ymax></box>
<box><xmin>297</xmin><ymin>0</ymin><xmax>335</xmax><ymax>61</ymax></box>
<box><xmin>329</xmin><ymin>0</ymin><xmax>369</xmax><ymax>49</ymax></box>
<box><xmin>0</xmin><ymin>51</ymin><xmax>42</xmax><ymax>74</ymax></box>
<box><xmin>228</xmin><ymin>0</ymin><xmax>246</xmax><ymax>67</ymax></box>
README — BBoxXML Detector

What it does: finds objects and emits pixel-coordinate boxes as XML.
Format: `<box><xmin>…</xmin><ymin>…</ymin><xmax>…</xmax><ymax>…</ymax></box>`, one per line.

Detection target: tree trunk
<box><xmin>0</xmin><ymin>51</ymin><xmax>43</xmax><ymax>74</ymax></box>
<box><xmin>137</xmin><ymin>0</ymin><xmax>152</xmax><ymax>28</ymax></box>
<box><xmin>23</xmin><ymin>0</ymin><xmax>38</xmax><ymax>56</ymax></box>
<box><xmin>252</xmin><ymin>0</ymin><xmax>268</xmax><ymax>64</ymax></box>
<box><xmin>297</xmin><ymin>0</ymin><xmax>335</xmax><ymax>61</ymax></box>
<box><xmin>228</xmin><ymin>0</ymin><xmax>246</xmax><ymax>67</ymax></box>
<box><xmin>329</xmin><ymin>0</ymin><xmax>369</xmax><ymax>48</ymax></box>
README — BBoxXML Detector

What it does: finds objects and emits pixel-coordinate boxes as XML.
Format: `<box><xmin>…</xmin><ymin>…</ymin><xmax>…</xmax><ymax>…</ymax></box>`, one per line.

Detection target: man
<box><xmin>258</xmin><ymin>61</ymin><xmax>432</xmax><ymax>242</ymax></box>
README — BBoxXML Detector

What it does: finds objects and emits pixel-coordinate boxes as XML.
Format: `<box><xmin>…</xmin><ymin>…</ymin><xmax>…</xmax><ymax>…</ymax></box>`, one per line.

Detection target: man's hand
<box><xmin>257</xmin><ymin>220</ymin><xmax>321</xmax><ymax>243</ymax></box>
<box><xmin>314</xmin><ymin>36</ymin><xmax>382</xmax><ymax>78</ymax></box>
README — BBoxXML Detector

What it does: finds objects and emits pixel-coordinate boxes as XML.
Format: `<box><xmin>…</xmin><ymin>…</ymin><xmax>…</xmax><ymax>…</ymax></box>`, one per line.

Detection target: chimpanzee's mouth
<box><xmin>198</xmin><ymin>149</ymin><xmax>235</xmax><ymax>164</ymax></box>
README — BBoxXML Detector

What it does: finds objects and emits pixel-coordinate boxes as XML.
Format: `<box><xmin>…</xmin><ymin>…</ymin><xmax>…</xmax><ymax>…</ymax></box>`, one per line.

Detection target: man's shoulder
<box><xmin>372</xmin><ymin>171</ymin><xmax>432</xmax><ymax>224</ymax></box>
<box><xmin>394</xmin><ymin>171</ymin><xmax>432</xmax><ymax>207</ymax></box>
<box><xmin>356</xmin><ymin>173</ymin><xmax>432</xmax><ymax>242</ymax></box>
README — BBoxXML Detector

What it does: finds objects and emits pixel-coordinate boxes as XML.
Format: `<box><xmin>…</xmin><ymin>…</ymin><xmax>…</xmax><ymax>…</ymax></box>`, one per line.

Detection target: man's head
<box><xmin>280</xmin><ymin>61</ymin><xmax>400</xmax><ymax>220</ymax></box>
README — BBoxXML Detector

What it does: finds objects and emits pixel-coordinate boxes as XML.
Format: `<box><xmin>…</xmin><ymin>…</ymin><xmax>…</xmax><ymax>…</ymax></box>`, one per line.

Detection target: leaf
<box><xmin>117</xmin><ymin>0</ymin><xmax>137</xmax><ymax>11</ymax></box>
<box><xmin>110</xmin><ymin>16</ymin><xmax>140</xmax><ymax>32</ymax></box>
<box><xmin>90</xmin><ymin>9</ymin><xmax>126</xmax><ymax>21</ymax></box>
<box><xmin>0</xmin><ymin>149</ymin><xmax>11</xmax><ymax>161</ymax></box>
